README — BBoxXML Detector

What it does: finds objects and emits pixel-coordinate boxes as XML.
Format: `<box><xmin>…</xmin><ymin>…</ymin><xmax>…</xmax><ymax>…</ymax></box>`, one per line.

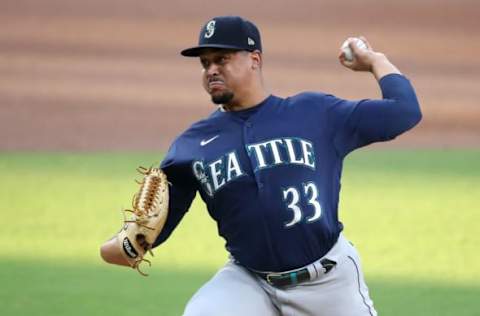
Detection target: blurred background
<box><xmin>0</xmin><ymin>0</ymin><xmax>479</xmax><ymax>315</ymax></box>
<box><xmin>1</xmin><ymin>0</ymin><xmax>479</xmax><ymax>150</ymax></box>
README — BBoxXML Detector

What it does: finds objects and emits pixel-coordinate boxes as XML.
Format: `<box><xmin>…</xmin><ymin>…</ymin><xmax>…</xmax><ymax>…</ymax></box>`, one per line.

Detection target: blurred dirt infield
<box><xmin>1</xmin><ymin>0</ymin><xmax>479</xmax><ymax>151</ymax></box>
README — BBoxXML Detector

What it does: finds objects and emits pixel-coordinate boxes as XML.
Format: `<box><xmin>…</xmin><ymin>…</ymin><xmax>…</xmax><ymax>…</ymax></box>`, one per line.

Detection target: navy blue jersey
<box><xmin>154</xmin><ymin>74</ymin><xmax>421</xmax><ymax>272</ymax></box>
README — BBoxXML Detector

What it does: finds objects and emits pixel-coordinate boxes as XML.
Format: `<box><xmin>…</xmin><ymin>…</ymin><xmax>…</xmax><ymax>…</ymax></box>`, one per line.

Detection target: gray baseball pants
<box><xmin>183</xmin><ymin>234</ymin><xmax>378</xmax><ymax>316</ymax></box>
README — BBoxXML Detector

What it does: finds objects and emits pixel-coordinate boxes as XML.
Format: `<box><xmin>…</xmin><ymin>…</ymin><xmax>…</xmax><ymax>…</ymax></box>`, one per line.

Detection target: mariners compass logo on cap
<box><xmin>204</xmin><ymin>20</ymin><xmax>216</xmax><ymax>38</ymax></box>
<box><xmin>181</xmin><ymin>15</ymin><xmax>262</xmax><ymax>57</ymax></box>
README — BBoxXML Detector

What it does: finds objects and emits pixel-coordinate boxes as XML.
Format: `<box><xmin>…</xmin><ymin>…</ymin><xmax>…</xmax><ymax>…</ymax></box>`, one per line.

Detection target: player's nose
<box><xmin>205</xmin><ymin>63</ymin><xmax>220</xmax><ymax>77</ymax></box>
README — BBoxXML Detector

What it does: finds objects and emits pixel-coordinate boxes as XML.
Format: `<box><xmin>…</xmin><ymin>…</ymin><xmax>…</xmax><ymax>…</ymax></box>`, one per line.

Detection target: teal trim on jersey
<box><xmin>281</xmin><ymin>137</ymin><xmax>317</xmax><ymax>171</ymax></box>
<box><xmin>245</xmin><ymin>136</ymin><xmax>317</xmax><ymax>173</ymax></box>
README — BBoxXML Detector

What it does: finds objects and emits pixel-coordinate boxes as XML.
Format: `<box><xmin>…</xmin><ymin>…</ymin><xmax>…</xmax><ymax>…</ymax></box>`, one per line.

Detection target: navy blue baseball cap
<box><xmin>181</xmin><ymin>16</ymin><xmax>262</xmax><ymax>57</ymax></box>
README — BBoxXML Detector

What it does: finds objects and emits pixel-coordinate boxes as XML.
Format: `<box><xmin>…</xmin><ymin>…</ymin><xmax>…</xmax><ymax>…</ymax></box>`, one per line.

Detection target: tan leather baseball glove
<box><xmin>117</xmin><ymin>166</ymin><xmax>169</xmax><ymax>276</ymax></box>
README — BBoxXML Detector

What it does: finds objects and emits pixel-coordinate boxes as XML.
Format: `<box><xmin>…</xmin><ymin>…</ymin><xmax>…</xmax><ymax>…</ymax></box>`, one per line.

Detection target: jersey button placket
<box><xmin>244</xmin><ymin>120</ymin><xmax>264</xmax><ymax>191</ymax></box>
<box><xmin>243</xmin><ymin>119</ymin><xmax>256</xmax><ymax>179</ymax></box>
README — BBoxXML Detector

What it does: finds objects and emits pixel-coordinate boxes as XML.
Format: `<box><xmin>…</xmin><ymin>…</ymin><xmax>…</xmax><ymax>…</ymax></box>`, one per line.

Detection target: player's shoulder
<box><xmin>291</xmin><ymin>91</ymin><xmax>350</xmax><ymax>107</ymax></box>
<box><xmin>281</xmin><ymin>91</ymin><xmax>333</xmax><ymax>109</ymax></box>
<box><xmin>171</xmin><ymin>112</ymin><xmax>221</xmax><ymax>146</ymax></box>
<box><xmin>162</xmin><ymin>115</ymin><xmax>218</xmax><ymax>167</ymax></box>
<box><xmin>290</xmin><ymin>91</ymin><xmax>328</xmax><ymax>100</ymax></box>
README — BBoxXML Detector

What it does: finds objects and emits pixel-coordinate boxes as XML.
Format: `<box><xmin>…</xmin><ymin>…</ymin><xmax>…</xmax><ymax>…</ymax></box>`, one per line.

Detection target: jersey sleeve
<box><xmin>153</xmin><ymin>140</ymin><xmax>197</xmax><ymax>247</ymax></box>
<box><xmin>326</xmin><ymin>74</ymin><xmax>422</xmax><ymax>157</ymax></box>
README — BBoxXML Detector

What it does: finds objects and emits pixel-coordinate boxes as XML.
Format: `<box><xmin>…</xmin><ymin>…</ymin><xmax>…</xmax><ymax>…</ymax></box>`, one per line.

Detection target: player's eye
<box><xmin>200</xmin><ymin>59</ymin><xmax>210</xmax><ymax>69</ymax></box>
<box><xmin>216</xmin><ymin>56</ymin><xmax>228</xmax><ymax>65</ymax></box>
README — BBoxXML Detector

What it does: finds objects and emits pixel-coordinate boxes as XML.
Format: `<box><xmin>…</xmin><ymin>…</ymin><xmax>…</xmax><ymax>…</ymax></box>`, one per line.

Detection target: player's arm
<box><xmin>332</xmin><ymin>37</ymin><xmax>422</xmax><ymax>155</ymax></box>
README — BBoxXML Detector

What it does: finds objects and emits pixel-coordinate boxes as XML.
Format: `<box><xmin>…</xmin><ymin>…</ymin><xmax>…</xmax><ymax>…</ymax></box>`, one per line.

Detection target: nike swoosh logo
<box><xmin>200</xmin><ymin>135</ymin><xmax>219</xmax><ymax>146</ymax></box>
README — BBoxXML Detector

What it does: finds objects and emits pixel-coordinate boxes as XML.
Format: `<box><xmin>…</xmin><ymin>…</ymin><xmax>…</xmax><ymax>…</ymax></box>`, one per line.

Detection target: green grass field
<box><xmin>0</xmin><ymin>150</ymin><xmax>479</xmax><ymax>316</ymax></box>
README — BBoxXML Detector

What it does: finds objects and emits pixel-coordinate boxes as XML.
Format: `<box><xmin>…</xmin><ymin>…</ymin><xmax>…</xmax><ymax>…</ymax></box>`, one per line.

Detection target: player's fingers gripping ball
<box><xmin>341</xmin><ymin>37</ymin><xmax>368</xmax><ymax>62</ymax></box>
<box><xmin>117</xmin><ymin>166</ymin><xmax>169</xmax><ymax>276</ymax></box>
<box><xmin>339</xmin><ymin>36</ymin><xmax>377</xmax><ymax>71</ymax></box>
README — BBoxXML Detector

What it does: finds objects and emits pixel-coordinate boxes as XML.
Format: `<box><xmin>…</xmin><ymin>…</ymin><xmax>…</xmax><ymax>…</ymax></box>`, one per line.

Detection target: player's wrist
<box><xmin>370</xmin><ymin>53</ymin><xmax>401</xmax><ymax>80</ymax></box>
<box><xmin>369</xmin><ymin>53</ymin><xmax>388</xmax><ymax>71</ymax></box>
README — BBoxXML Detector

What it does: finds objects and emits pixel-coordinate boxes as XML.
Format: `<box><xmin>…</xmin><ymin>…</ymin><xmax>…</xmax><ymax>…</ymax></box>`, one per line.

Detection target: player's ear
<box><xmin>250</xmin><ymin>50</ymin><xmax>262</xmax><ymax>70</ymax></box>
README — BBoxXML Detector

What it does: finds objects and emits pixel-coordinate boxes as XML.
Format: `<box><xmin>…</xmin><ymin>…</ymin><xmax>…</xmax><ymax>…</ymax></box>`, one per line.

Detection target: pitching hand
<box><xmin>338</xmin><ymin>36</ymin><xmax>379</xmax><ymax>71</ymax></box>
<box><xmin>338</xmin><ymin>36</ymin><xmax>402</xmax><ymax>80</ymax></box>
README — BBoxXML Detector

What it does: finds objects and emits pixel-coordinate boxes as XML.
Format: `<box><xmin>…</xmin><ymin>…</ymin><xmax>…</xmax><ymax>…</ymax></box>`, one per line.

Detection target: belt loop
<box><xmin>306</xmin><ymin>262</ymin><xmax>319</xmax><ymax>280</ymax></box>
<box><xmin>313</xmin><ymin>259</ymin><xmax>325</xmax><ymax>277</ymax></box>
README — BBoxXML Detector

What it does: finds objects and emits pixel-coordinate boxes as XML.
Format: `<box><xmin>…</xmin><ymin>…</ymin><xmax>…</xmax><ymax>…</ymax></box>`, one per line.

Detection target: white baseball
<box><xmin>341</xmin><ymin>38</ymin><xmax>367</xmax><ymax>62</ymax></box>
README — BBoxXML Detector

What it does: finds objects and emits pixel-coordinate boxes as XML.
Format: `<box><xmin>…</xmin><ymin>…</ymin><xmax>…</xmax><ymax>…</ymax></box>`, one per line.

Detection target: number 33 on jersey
<box><xmin>192</xmin><ymin>135</ymin><xmax>322</xmax><ymax>229</ymax></box>
<box><xmin>282</xmin><ymin>182</ymin><xmax>322</xmax><ymax>228</ymax></box>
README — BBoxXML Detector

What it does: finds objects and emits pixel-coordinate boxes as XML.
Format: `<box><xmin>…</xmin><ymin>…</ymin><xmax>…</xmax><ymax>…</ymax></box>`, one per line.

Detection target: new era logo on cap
<box><xmin>181</xmin><ymin>16</ymin><xmax>262</xmax><ymax>57</ymax></box>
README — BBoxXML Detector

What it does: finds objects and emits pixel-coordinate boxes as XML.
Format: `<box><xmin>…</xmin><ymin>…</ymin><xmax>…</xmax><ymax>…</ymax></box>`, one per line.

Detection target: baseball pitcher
<box><xmin>100</xmin><ymin>16</ymin><xmax>422</xmax><ymax>316</ymax></box>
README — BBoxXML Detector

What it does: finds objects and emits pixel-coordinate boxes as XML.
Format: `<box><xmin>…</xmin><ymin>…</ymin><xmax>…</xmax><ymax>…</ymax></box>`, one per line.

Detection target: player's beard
<box><xmin>211</xmin><ymin>91</ymin><xmax>234</xmax><ymax>105</ymax></box>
